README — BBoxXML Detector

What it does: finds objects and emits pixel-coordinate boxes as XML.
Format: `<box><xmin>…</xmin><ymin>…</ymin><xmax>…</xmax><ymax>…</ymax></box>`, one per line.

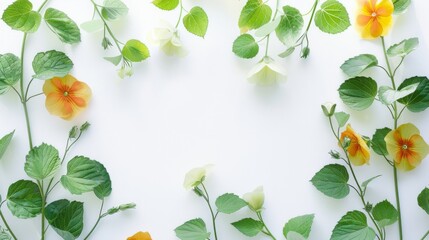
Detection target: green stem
<box><xmin>421</xmin><ymin>230</ymin><xmax>429</xmax><ymax>240</ymax></box>
<box><xmin>200</xmin><ymin>183</ymin><xmax>218</xmax><ymax>240</ymax></box>
<box><xmin>264</xmin><ymin>0</ymin><xmax>280</xmax><ymax>57</ymax></box>
<box><xmin>256</xmin><ymin>212</ymin><xmax>276</xmax><ymax>240</ymax></box>
<box><xmin>0</xmin><ymin>208</ymin><xmax>18</xmax><ymax>240</ymax></box>
<box><xmin>381</xmin><ymin>36</ymin><xmax>403</xmax><ymax>240</ymax></box>
<box><xmin>20</xmin><ymin>33</ymin><xmax>33</xmax><ymax>149</ymax></box>
<box><xmin>305</xmin><ymin>0</ymin><xmax>319</xmax><ymax>33</ymax></box>
<box><xmin>84</xmin><ymin>200</ymin><xmax>105</xmax><ymax>240</ymax></box>
<box><xmin>175</xmin><ymin>0</ymin><xmax>183</xmax><ymax>28</ymax></box>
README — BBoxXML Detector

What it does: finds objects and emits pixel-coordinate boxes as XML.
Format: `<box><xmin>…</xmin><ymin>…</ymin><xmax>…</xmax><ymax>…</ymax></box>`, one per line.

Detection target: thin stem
<box><xmin>0</xmin><ymin>209</ymin><xmax>18</xmax><ymax>240</ymax></box>
<box><xmin>392</xmin><ymin>57</ymin><xmax>405</xmax><ymax>78</ymax></box>
<box><xmin>175</xmin><ymin>0</ymin><xmax>184</xmax><ymax>28</ymax></box>
<box><xmin>421</xmin><ymin>230</ymin><xmax>429</xmax><ymax>240</ymax></box>
<box><xmin>256</xmin><ymin>212</ymin><xmax>276</xmax><ymax>240</ymax></box>
<box><xmin>200</xmin><ymin>183</ymin><xmax>218</xmax><ymax>240</ymax></box>
<box><xmin>24</xmin><ymin>78</ymin><xmax>35</xmax><ymax>101</ymax></box>
<box><xmin>11</xmin><ymin>86</ymin><xmax>23</xmax><ymax>102</ymax></box>
<box><xmin>26</xmin><ymin>93</ymin><xmax>44</xmax><ymax>102</ymax></box>
<box><xmin>263</xmin><ymin>0</ymin><xmax>280</xmax><ymax>57</ymax></box>
<box><xmin>84</xmin><ymin>200</ymin><xmax>105</xmax><ymax>240</ymax></box>
<box><xmin>305</xmin><ymin>0</ymin><xmax>319</xmax><ymax>33</ymax></box>
<box><xmin>20</xmin><ymin>33</ymin><xmax>34</xmax><ymax>149</ymax></box>
<box><xmin>264</xmin><ymin>35</ymin><xmax>271</xmax><ymax>57</ymax></box>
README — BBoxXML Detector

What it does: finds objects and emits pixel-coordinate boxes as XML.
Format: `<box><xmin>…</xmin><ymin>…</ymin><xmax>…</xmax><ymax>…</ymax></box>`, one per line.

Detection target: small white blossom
<box><xmin>149</xmin><ymin>21</ymin><xmax>187</xmax><ymax>57</ymax></box>
<box><xmin>248</xmin><ymin>57</ymin><xmax>287</xmax><ymax>85</ymax></box>
<box><xmin>243</xmin><ymin>186</ymin><xmax>264</xmax><ymax>212</ymax></box>
<box><xmin>183</xmin><ymin>164</ymin><xmax>213</xmax><ymax>190</ymax></box>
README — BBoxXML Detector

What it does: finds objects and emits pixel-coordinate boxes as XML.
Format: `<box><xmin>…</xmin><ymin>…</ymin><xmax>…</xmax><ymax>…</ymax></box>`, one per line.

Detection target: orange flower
<box><xmin>340</xmin><ymin>124</ymin><xmax>370</xmax><ymax>166</ymax></box>
<box><xmin>356</xmin><ymin>0</ymin><xmax>393</xmax><ymax>39</ymax></box>
<box><xmin>127</xmin><ymin>231</ymin><xmax>152</xmax><ymax>240</ymax></box>
<box><xmin>43</xmin><ymin>74</ymin><xmax>91</xmax><ymax>120</ymax></box>
<box><xmin>385</xmin><ymin>123</ymin><xmax>429</xmax><ymax>171</ymax></box>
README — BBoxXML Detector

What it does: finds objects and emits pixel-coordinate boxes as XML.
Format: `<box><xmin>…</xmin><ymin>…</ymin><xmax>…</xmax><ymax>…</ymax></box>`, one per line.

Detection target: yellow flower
<box><xmin>243</xmin><ymin>186</ymin><xmax>264</xmax><ymax>212</ymax></box>
<box><xmin>356</xmin><ymin>0</ymin><xmax>394</xmax><ymax>39</ymax></box>
<box><xmin>340</xmin><ymin>124</ymin><xmax>370</xmax><ymax>166</ymax></box>
<box><xmin>385</xmin><ymin>123</ymin><xmax>429</xmax><ymax>171</ymax></box>
<box><xmin>127</xmin><ymin>231</ymin><xmax>152</xmax><ymax>240</ymax></box>
<box><xmin>43</xmin><ymin>74</ymin><xmax>92</xmax><ymax>120</ymax></box>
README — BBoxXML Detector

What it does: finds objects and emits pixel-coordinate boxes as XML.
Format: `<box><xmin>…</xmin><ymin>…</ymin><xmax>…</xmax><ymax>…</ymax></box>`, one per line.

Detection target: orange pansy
<box><xmin>43</xmin><ymin>74</ymin><xmax>91</xmax><ymax>120</ymax></box>
<box><xmin>385</xmin><ymin>123</ymin><xmax>429</xmax><ymax>171</ymax></box>
<box><xmin>127</xmin><ymin>231</ymin><xmax>152</xmax><ymax>240</ymax></box>
<box><xmin>356</xmin><ymin>0</ymin><xmax>394</xmax><ymax>39</ymax></box>
<box><xmin>340</xmin><ymin>124</ymin><xmax>371</xmax><ymax>166</ymax></box>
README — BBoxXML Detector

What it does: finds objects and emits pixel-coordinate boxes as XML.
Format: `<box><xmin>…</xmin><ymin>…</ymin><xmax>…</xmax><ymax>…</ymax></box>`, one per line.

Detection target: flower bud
<box><xmin>321</xmin><ymin>103</ymin><xmax>336</xmax><ymax>117</ymax></box>
<box><xmin>243</xmin><ymin>186</ymin><xmax>264</xmax><ymax>212</ymax></box>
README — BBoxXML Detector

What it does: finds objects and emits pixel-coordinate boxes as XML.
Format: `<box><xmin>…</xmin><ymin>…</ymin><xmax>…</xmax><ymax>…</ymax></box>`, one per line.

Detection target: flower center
<box><xmin>402</xmin><ymin>144</ymin><xmax>408</xmax><ymax>150</ymax></box>
<box><xmin>63</xmin><ymin>91</ymin><xmax>69</xmax><ymax>97</ymax></box>
<box><xmin>371</xmin><ymin>12</ymin><xmax>377</xmax><ymax>17</ymax></box>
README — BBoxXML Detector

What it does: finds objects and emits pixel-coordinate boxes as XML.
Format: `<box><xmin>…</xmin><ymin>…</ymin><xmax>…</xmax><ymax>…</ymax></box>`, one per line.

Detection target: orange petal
<box><xmin>357</xmin><ymin>15</ymin><xmax>372</xmax><ymax>26</ymax></box>
<box><xmin>127</xmin><ymin>231</ymin><xmax>152</xmax><ymax>240</ymax></box>
<box><xmin>370</xmin><ymin>19</ymin><xmax>383</xmax><ymax>38</ymax></box>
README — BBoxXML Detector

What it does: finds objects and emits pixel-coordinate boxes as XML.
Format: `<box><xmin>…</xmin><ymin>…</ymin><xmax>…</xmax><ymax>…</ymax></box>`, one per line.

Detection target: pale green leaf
<box><xmin>278</xmin><ymin>47</ymin><xmax>295</xmax><ymax>58</ymax></box>
<box><xmin>315</xmin><ymin>0</ymin><xmax>350</xmax><ymax>34</ymax></box>
<box><xmin>232</xmin><ymin>218</ymin><xmax>263</xmax><ymax>237</ymax></box>
<box><xmin>232</xmin><ymin>34</ymin><xmax>259</xmax><ymax>59</ymax></box>
<box><xmin>330</xmin><ymin>211</ymin><xmax>376</xmax><ymax>240</ymax></box>
<box><xmin>379</xmin><ymin>83</ymin><xmax>419</xmax><ymax>105</ymax></box>
<box><xmin>32</xmin><ymin>50</ymin><xmax>73</xmax><ymax>80</ymax></box>
<box><xmin>334</xmin><ymin>112</ymin><xmax>350</xmax><ymax>128</ymax></box>
<box><xmin>152</xmin><ymin>0</ymin><xmax>179</xmax><ymax>11</ymax></box>
<box><xmin>397</xmin><ymin>76</ymin><xmax>429</xmax><ymax>112</ymax></box>
<box><xmin>0</xmin><ymin>53</ymin><xmax>21</xmax><ymax>94</ymax></box>
<box><xmin>340</xmin><ymin>54</ymin><xmax>378</xmax><ymax>77</ymax></box>
<box><xmin>361</xmin><ymin>175</ymin><xmax>381</xmax><ymax>193</ymax></box>
<box><xmin>45</xmin><ymin>199</ymin><xmax>84</xmax><ymax>240</ymax></box>
<box><xmin>183</xmin><ymin>7</ymin><xmax>208</xmax><ymax>38</ymax></box>
<box><xmin>238</xmin><ymin>0</ymin><xmax>272</xmax><ymax>32</ymax></box>
<box><xmin>311</xmin><ymin>164</ymin><xmax>349</xmax><ymax>199</ymax></box>
<box><xmin>101</xmin><ymin>0</ymin><xmax>128</xmax><ymax>20</ymax></box>
<box><xmin>7</xmin><ymin>180</ymin><xmax>42</xmax><ymax>219</ymax></box>
<box><xmin>215</xmin><ymin>193</ymin><xmax>247</xmax><ymax>214</ymax></box>
<box><xmin>255</xmin><ymin>17</ymin><xmax>281</xmax><ymax>38</ymax></box>
<box><xmin>24</xmin><ymin>143</ymin><xmax>61</xmax><ymax>180</ymax></box>
<box><xmin>387</xmin><ymin>38</ymin><xmax>419</xmax><ymax>57</ymax></box>
<box><xmin>372</xmin><ymin>200</ymin><xmax>398</xmax><ymax>227</ymax></box>
<box><xmin>104</xmin><ymin>55</ymin><xmax>123</xmax><ymax>66</ymax></box>
<box><xmin>122</xmin><ymin>39</ymin><xmax>150</xmax><ymax>62</ymax></box>
<box><xmin>175</xmin><ymin>218</ymin><xmax>210</xmax><ymax>240</ymax></box>
<box><xmin>0</xmin><ymin>131</ymin><xmax>14</xmax><ymax>160</ymax></box>
<box><xmin>44</xmin><ymin>8</ymin><xmax>81</xmax><ymax>44</ymax></box>
<box><xmin>276</xmin><ymin>6</ymin><xmax>304</xmax><ymax>45</ymax></box>
<box><xmin>1</xmin><ymin>0</ymin><xmax>41</xmax><ymax>33</ymax></box>
<box><xmin>80</xmin><ymin>19</ymin><xmax>104</xmax><ymax>33</ymax></box>
<box><xmin>418</xmin><ymin>188</ymin><xmax>429</xmax><ymax>215</ymax></box>
<box><xmin>339</xmin><ymin>77</ymin><xmax>378</xmax><ymax>111</ymax></box>
<box><xmin>393</xmin><ymin>0</ymin><xmax>411</xmax><ymax>14</ymax></box>
<box><xmin>283</xmin><ymin>214</ymin><xmax>314</xmax><ymax>239</ymax></box>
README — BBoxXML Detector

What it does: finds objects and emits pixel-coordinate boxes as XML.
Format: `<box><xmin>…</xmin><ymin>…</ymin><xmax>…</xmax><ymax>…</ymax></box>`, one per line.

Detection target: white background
<box><xmin>1</xmin><ymin>0</ymin><xmax>429</xmax><ymax>239</ymax></box>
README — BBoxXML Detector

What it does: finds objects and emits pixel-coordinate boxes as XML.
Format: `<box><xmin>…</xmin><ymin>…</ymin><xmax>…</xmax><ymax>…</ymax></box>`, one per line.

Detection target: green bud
<box><xmin>342</xmin><ymin>137</ymin><xmax>351</xmax><ymax>149</ymax></box>
<box><xmin>321</xmin><ymin>103</ymin><xmax>336</xmax><ymax>117</ymax></box>
<box><xmin>364</xmin><ymin>202</ymin><xmax>373</xmax><ymax>212</ymax></box>
<box><xmin>69</xmin><ymin>126</ymin><xmax>79</xmax><ymax>139</ymax></box>
<box><xmin>193</xmin><ymin>186</ymin><xmax>204</xmax><ymax>197</ymax></box>
<box><xmin>107</xmin><ymin>207</ymin><xmax>120</xmax><ymax>215</ymax></box>
<box><xmin>102</xmin><ymin>37</ymin><xmax>113</xmax><ymax>50</ymax></box>
<box><xmin>300</xmin><ymin>46</ymin><xmax>310</xmax><ymax>59</ymax></box>
<box><xmin>80</xmin><ymin>122</ymin><xmax>90</xmax><ymax>132</ymax></box>
<box><xmin>118</xmin><ymin>203</ymin><xmax>136</xmax><ymax>211</ymax></box>
<box><xmin>329</xmin><ymin>150</ymin><xmax>340</xmax><ymax>159</ymax></box>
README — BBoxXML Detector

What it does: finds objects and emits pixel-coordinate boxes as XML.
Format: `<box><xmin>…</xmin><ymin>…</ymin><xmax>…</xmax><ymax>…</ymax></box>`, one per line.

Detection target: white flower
<box><xmin>117</xmin><ymin>65</ymin><xmax>133</xmax><ymax>79</ymax></box>
<box><xmin>242</xmin><ymin>186</ymin><xmax>264</xmax><ymax>212</ymax></box>
<box><xmin>148</xmin><ymin>21</ymin><xmax>187</xmax><ymax>57</ymax></box>
<box><xmin>247</xmin><ymin>57</ymin><xmax>287</xmax><ymax>85</ymax></box>
<box><xmin>183</xmin><ymin>164</ymin><xmax>213</xmax><ymax>190</ymax></box>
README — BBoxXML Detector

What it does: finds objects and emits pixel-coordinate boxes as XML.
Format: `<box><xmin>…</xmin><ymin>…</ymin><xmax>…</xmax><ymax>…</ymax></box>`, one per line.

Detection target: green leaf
<box><xmin>334</xmin><ymin>112</ymin><xmax>350</xmax><ymax>128</ymax></box>
<box><xmin>60</xmin><ymin>156</ymin><xmax>106</xmax><ymax>195</ymax></box>
<box><xmin>393</xmin><ymin>0</ymin><xmax>411</xmax><ymax>14</ymax></box>
<box><xmin>418</xmin><ymin>188</ymin><xmax>429</xmax><ymax>215</ymax></box>
<box><xmin>45</xmin><ymin>199</ymin><xmax>84</xmax><ymax>240</ymax></box>
<box><xmin>340</xmin><ymin>54</ymin><xmax>378</xmax><ymax>77</ymax></box>
<box><xmin>311</xmin><ymin>164</ymin><xmax>349</xmax><ymax>199</ymax></box>
<box><xmin>215</xmin><ymin>193</ymin><xmax>247</xmax><ymax>214</ymax></box>
<box><xmin>276</xmin><ymin>6</ymin><xmax>304</xmax><ymax>45</ymax></box>
<box><xmin>378</xmin><ymin>83</ymin><xmax>419</xmax><ymax>105</ymax></box>
<box><xmin>372</xmin><ymin>200</ymin><xmax>398</xmax><ymax>227</ymax></box>
<box><xmin>338</xmin><ymin>77</ymin><xmax>378</xmax><ymax>111</ymax></box>
<box><xmin>7</xmin><ymin>180</ymin><xmax>42</xmax><ymax>218</ymax></box>
<box><xmin>32</xmin><ymin>50</ymin><xmax>73</xmax><ymax>80</ymax></box>
<box><xmin>278</xmin><ymin>47</ymin><xmax>295</xmax><ymax>58</ymax></box>
<box><xmin>283</xmin><ymin>214</ymin><xmax>315</xmax><ymax>239</ymax></box>
<box><xmin>104</xmin><ymin>55</ymin><xmax>123</xmax><ymax>66</ymax></box>
<box><xmin>0</xmin><ymin>53</ymin><xmax>21</xmax><ymax>94</ymax></box>
<box><xmin>24</xmin><ymin>143</ymin><xmax>61</xmax><ymax>180</ymax></box>
<box><xmin>174</xmin><ymin>218</ymin><xmax>210</xmax><ymax>240</ymax></box>
<box><xmin>255</xmin><ymin>17</ymin><xmax>281</xmax><ymax>38</ymax></box>
<box><xmin>93</xmin><ymin>162</ymin><xmax>112</xmax><ymax>199</ymax></box>
<box><xmin>231</xmin><ymin>218</ymin><xmax>263</xmax><ymax>237</ymax></box>
<box><xmin>122</xmin><ymin>39</ymin><xmax>150</xmax><ymax>62</ymax></box>
<box><xmin>397</xmin><ymin>76</ymin><xmax>429</xmax><ymax>112</ymax></box>
<box><xmin>80</xmin><ymin>19</ymin><xmax>104</xmax><ymax>33</ymax></box>
<box><xmin>152</xmin><ymin>0</ymin><xmax>179</xmax><ymax>10</ymax></box>
<box><xmin>44</xmin><ymin>8</ymin><xmax>81</xmax><ymax>44</ymax></box>
<box><xmin>238</xmin><ymin>0</ymin><xmax>272</xmax><ymax>32</ymax></box>
<box><xmin>361</xmin><ymin>175</ymin><xmax>381</xmax><ymax>195</ymax></box>
<box><xmin>183</xmin><ymin>7</ymin><xmax>208</xmax><ymax>38</ymax></box>
<box><xmin>1</xmin><ymin>0</ymin><xmax>41</xmax><ymax>33</ymax></box>
<box><xmin>315</xmin><ymin>0</ymin><xmax>350</xmax><ymax>34</ymax></box>
<box><xmin>330</xmin><ymin>211</ymin><xmax>376</xmax><ymax>240</ymax></box>
<box><xmin>0</xmin><ymin>130</ymin><xmax>14</xmax><ymax>160</ymax></box>
<box><xmin>387</xmin><ymin>38</ymin><xmax>419</xmax><ymax>57</ymax></box>
<box><xmin>371</xmin><ymin>128</ymin><xmax>391</xmax><ymax>156</ymax></box>
<box><xmin>101</xmin><ymin>0</ymin><xmax>128</xmax><ymax>20</ymax></box>
<box><xmin>232</xmin><ymin>34</ymin><xmax>259</xmax><ymax>59</ymax></box>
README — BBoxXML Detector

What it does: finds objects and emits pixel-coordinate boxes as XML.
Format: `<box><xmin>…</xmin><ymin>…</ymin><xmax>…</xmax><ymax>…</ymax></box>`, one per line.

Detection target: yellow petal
<box><xmin>127</xmin><ymin>231</ymin><xmax>152</xmax><ymax>240</ymax></box>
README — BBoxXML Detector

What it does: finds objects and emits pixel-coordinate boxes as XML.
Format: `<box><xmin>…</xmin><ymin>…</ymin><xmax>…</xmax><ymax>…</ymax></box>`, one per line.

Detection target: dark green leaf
<box><xmin>101</xmin><ymin>0</ymin><xmax>128</xmax><ymax>20</ymax></box>
<box><xmin>1</xmin><ymin>0</ymin><xmax>41</xmax><ymax>33</ymax></box>
<box><xmin>231</xmin><ymin>218</ymin><xmax>263</xmax><ymax>237</ymax></box>
<box><xmin>0</xmin><ymin>130</ymin><xmax>14</xmax><ymax>160</ymax></box>
<box><xmin>371</xmin><ymin>128</ymin><xmax>391</xmax><ymax>156</ymax></box>
<box><xmin>331</xmin><ymin>211</ymin><xmax>376</xmax><ymax>240</ymax></box>
<box><xmin>215</xmin><ymin>193</ymin><xmax>247</xmax><ymax>214</ymax></box>
<box><xmin>7</xmin><ymin>180</ymin><xmax>42</xmax><ymax>218</ymax></box>
<box><xmin>175</xmin><ymin>218</ymin><xmax>210</xmax><ymax>240</ymax></box>
<box><xmin>183</xmin><ymin>7</ymin><xmax>208</xmax><ymax>38</ymax></box>
<box><xmin>152</xmin><ymin>0</ymin><xmax>179</xmax><ymax>11</ymax></box>
<box><xmin>44</xmin><ymin>8</ymin><xmax>81</xmax><ymax>44</ymax></box>
<box><xmin>418</xmin><ymin>188</ymin><xmax>429</xmax><ymax>215</ymax></box>
<box><xmin>283</xmin><ymin>214</ymin><xmax>314</xmax><ymax>239</ymax></box>
<box><xmin>338</xmin><ymin>77</ymin><xmax>378</xmax><ymax>111</ymax></box>
<box><xmin>393</xmin><ymin>0</ymin><xmax>411</xmax><ymax>14</ymax></box>
<box><xmin>315</xmin><ymin>0</ymin><xmax>350</xmax><ymax>34</ymax></box>
<box><xmin>93</xmin><ymin>162</ymin><xmax>112</xmax><ymax>199</ymax></box>
<box><xmin>45</xmin><ymin>200</ymin><xmax>84</xmax><ymax>239</ymax></box>
<box><xmin>372</xmin><ymin>200</ymin><xmax>398</xmax><ymax>227</ymax></box>
<box><xmin>238</xmin><ymin>0</ymin><xmax>272</xmax><ymax>32</ymax></box>
<box><xmin>122</xmin><ymin>39</ymin><xmax>150</xmax><ymax>62</ymax></box>
<box><xmin>311</xmin><ymin>164</ymin><xmax>349</xmax><ymax>199</ymax></box>
<box><xmin>387</xmin><ymin>38</ymin><xmax>419</xmax><ymax>57</ymax></box>
<box><xmin>276</xmin><ymin>6</ymin><xmax>304</xmax><ymax>45</ymax></box>
<box><xmin>340</xmin><ymin>54</ymin><xmax>378</xmax><ymax>77</ymax></box>
<box><xmin>32</xmin><ymin>50</ymin><xmax>73</xmax><ymax>80</ymax></box>
<box><xmin>0</xmin><ymin>53</ymin><xmax>21</xmax><ymax>94</ymax></box>
<box><xmin>24</xmin><ymin>143</ymin><xmax>61</xmax><ymax>180</ymax></box>
<box><xmin>232</xmin><ymin>34</ymin><xmax>259</xmax><ymax>59</ymax></box>
<box><xmin>397</xmin><ymin>76</ymin><xmax>429</xmax><ymax>112</ymax></box>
